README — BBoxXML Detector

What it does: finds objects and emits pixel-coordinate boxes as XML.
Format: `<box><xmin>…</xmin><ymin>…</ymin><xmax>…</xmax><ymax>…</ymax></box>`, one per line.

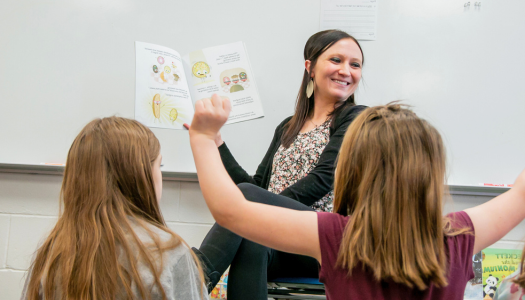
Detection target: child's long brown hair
<box><xmin>25</xmin><ymin>117</ymin><xmax>203</xmax><ymax>299</ymax></box>
<box><xmin>514</xmin><ymin>247</ymin><xmax>525</xmax><ymax>288</ymax></box>
<box><xmin>333</xmin><ymin>103</ymin><xmax>469</xmax><ymax>290</ymax></box>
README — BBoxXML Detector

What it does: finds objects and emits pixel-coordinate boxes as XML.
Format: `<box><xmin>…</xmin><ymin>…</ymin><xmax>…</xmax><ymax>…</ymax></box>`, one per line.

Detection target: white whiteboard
<box><xmin>0</xmin><ymin>0</ymin><xmax>524</xmax><ymax>186</ymax></box>
<box><xmin>355</xmin><ymin>0</ymin><xmax>525</xmax><ymax>186</ymax></box>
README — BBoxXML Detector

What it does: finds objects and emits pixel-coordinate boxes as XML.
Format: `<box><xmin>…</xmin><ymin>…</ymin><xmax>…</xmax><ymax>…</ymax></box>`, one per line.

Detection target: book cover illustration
<box><xmin>481</xmin><ymin>248</ymin><xmax>522</xmax><ymax>299</ymax></box>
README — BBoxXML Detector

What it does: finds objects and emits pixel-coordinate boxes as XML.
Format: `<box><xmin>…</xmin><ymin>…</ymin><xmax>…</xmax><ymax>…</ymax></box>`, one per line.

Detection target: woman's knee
<box><xmin>237</xmin><ymin>182</ymin><xmax>258</xmax><ymax>194</ymax></box>
<box><xmin>237</xmin><ymin>183</ymin><xmax>312</xmax><ymax>211</ymax></box>
<box><xmin>237</xmin><ymin>183</ymin><xmax>270</xmax><ymax>204</ymax></box>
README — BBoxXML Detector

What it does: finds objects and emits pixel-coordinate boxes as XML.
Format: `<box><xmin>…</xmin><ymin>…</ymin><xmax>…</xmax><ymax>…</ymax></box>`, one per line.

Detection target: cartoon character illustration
<box><xmin>483</xmin><ymin>274</ymin><xmax>499</xmax><ymax>298</ymax></box>
<box><xmin>157</xmin><ymin>56</ymin><xmax>165</xmax><ymax>64</ymax></box>
<box><xmin>152</xmin><ymin>94</ymin><xmax>161</xmax><ymax>119</ymax></box>
<box><xmin>142</xmin><ymin>92</ymin><xmax>192</xmax><ymax>128</ymax></box>
<box><xmin>229</xmin><ymin>75</ymin><xmax>244</xmax><ymax>92</ymax></box>
<box><xmin>172</xmin><ymin>62</ymin><xmax>177</xmax><ymax>69</ymax></box>
<box><xmin>240</xmin><ymin>72</ymin><xmax>247</xmax><ymax>82</ymax></box>
<box><xmin>169</xmin><ymin>108</ymin><xmax>178</xmax><ymax>123</ymax></box>
<box><xmin>173</xmin><ymin>74</ymin><xmax>180</xmax><ymax>81</ymax></box>
<box><xmin>152</xmin><ymin>65</ymin><xmax>158</xmax><ymax>73</ymax></box>
<box><xmin>220</xmin><ymin>68</ymin><xmax>249</xmax><ymax>93</ymax></box>
<box><xmin>160</xmin><ymin>66</ymin><xmax>171</xmax><ymax>82</ymax></box>
<box><xmin>189</xmin><ymin>50</ymin><xmax>213</xmax><ymax>85</ymax></box>
<box><xmin>192</xmin><ymin>61</ymin><xmax>211</xmax><ymax>82</ymax></box>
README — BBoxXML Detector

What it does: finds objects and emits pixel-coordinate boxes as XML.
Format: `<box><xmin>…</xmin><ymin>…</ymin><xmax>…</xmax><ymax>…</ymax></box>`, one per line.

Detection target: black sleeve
<box><xmin>217</xmin><ymin>117</ymin><xmax>291</xmax><ymax>187</ymax></box>
<box><xmin>279</xmin><ymin>105</ymin><xmax>367</xmax><ymax>206</ymax></box>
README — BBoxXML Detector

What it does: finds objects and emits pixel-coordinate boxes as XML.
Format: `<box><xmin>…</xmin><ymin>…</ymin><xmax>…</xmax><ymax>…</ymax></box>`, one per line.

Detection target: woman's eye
<box><xmin>351</xmin><ymin>62</ymin><xmax>361</xmax><ymax>68</ymax></box>
<box><xmin>330</xmin><ymin>58</ymin><xmax>341</xmax><ymax>63</ymax></box>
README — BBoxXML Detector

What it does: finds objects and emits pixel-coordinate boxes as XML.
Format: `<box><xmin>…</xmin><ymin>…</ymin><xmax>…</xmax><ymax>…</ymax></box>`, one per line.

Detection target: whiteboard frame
<box><xmin>0</xmin><ymin>163</ymin><xmax>510</xmax><ymax>197</ymax></box>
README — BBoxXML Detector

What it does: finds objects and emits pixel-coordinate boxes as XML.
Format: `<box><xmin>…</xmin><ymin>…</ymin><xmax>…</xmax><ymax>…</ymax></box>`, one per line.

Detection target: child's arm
<box><xmin>464</xmin><ymin>168</ymin><xmax>525</xmax><ymax>253</ymax></box>
<box><xmin>189</xmin><ymin>95</ymin><xmax>322</xmax><ymax>262</ymax></box>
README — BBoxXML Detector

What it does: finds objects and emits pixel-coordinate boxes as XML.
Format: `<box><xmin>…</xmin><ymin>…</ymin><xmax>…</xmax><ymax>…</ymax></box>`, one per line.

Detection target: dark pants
<box><xmin>199</xmin><ymin>183</ymin><xmax>319</xmax><ymax>300</ymax></box>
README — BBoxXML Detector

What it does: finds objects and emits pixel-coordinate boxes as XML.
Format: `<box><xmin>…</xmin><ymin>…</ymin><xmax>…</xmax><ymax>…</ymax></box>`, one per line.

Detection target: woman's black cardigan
<box><xmin>217</xmin><ymin>104</ymin><xmax>367</xmax><ymax>207</ymax></box>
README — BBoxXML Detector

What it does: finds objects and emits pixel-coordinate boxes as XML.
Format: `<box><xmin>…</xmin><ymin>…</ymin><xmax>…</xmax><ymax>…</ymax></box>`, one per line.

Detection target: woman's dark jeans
<box><xmin>197</xmin><ymin>183</ymin><xmax>319</xmax><ymax>300</ymax></box>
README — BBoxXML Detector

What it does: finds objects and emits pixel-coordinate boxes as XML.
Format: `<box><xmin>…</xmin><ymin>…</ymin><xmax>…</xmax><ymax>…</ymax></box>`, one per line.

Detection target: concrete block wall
<box><xmin>1</xmin><ymin>172</ymin><xmax>524</xmax><ymax>299</ymax></box>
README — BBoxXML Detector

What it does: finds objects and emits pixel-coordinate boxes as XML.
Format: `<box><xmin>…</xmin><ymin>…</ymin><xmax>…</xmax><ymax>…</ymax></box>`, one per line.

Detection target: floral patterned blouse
<box><xmin>268</xmin><ymin>119</ymin><xmax>334</xmax><ymax>212</ymax></box>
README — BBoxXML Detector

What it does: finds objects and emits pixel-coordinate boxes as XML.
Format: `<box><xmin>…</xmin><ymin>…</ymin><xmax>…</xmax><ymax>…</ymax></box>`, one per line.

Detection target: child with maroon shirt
<box><xmin>188</xmin><ymin>98</ymin><xmax>525</xmax><ymax>300</ymax></box>
<box><xmin>317</xmin><ymin>211</ymin><xmax>475</xmax><ymax>299</ymax></box>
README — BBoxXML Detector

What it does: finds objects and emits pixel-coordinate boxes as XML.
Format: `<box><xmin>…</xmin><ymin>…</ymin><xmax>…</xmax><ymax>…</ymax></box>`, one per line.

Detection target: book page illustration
<box><xmin>189</xmin><ymin>50</ymin><xmax>214</xmax><ymax>85</ymax></box>
<box><xmin>139</xmin><ymin>92</ymin><xmax>193</xmax><ymax>126</ymax></box>
<box><xmin>220</xmin><ymin>68</ymin><xmax>250</xmax><ymax>93</ymax></box>
<box><xmin>151</xmin><ymin>57</ymin><xmax>183</xmax><ymax>86</ymax></box>
<box><xmin>184</xmin><ymin>42</ymin><xmax>264</xmax><ymax>124</ymax></box>
<box><xmin>135</xmin><ymin>42</ymin><xmax>194</xmax><ymax>129</ymax></box>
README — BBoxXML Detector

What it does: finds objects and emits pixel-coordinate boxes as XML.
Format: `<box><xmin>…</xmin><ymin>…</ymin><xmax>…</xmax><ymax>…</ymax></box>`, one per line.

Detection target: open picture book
<box><xmin>135</xmin><ymin>41</ymin><xmax>264</xmax><ymax>129</ymax></box>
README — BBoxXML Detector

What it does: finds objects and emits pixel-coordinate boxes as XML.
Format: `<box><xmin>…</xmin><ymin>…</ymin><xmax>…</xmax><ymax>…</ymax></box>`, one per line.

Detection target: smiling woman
<box><xmin>190</xmin><ymin>30</ymin><xmax>367</xmax><ymax>300</ymax></box>
<box><xmin>306</xmin><ymin>39</ymin><xmax>362</xmax><ymax>106</ymax></box>
<box><xmin>281</xmin><ymin>33</ymin><xmax>364</xmax><ymax>148</ymax></box>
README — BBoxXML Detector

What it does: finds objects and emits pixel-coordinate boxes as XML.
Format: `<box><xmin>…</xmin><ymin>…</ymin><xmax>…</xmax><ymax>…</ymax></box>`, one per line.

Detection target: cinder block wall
<box><xmin>1</xmin><ymin>172</ymin><xmax>524</xmax><ymax>299</ymax></box>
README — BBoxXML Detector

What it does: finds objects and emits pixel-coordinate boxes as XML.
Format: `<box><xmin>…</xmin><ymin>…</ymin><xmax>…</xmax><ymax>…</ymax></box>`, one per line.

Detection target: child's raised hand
<box><xmin>189</xmin><ymin>94</ymin><xmax>231</xmax><ymax>140</ymax></box>
<box><xmin>513</xmin><ymin>167</ymin><xmax>525</xmax><ymax>195</ymax></box>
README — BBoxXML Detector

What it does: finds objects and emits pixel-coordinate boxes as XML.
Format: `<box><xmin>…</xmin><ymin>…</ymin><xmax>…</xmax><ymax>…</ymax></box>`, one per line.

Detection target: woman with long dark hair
<box><xmin>191</xmin><ymin>29</ymin><xmax>366</xmax><ymax>299</ymax></box>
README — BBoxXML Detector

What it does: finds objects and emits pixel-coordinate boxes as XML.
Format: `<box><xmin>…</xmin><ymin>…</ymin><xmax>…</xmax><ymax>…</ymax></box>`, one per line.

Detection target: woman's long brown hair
<box><xmin>281</xmin><ymin>29</ymin><xmax>364</xmax><ymax>148</ymax></box>
<box><xmin>25</xmin><ymin>117</ymin><xmax>204</xmax><ymax>299</ymax></box>
<box><xmin>333</xmin><ymin>103</ymin><xmax>469</xmax><ymax>290</ymax></box>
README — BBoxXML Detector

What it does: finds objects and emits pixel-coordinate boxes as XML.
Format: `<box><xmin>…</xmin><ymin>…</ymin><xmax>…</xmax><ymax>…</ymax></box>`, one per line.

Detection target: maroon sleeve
<box><xmin>317</xmin><ymin>212</ymin><xmax>350</xmax><ymax>283</ymax></box>
<box><xmin>446</xmin><ymin>211</ymin><xmax>476</xmax><ymax>281</ymax></box>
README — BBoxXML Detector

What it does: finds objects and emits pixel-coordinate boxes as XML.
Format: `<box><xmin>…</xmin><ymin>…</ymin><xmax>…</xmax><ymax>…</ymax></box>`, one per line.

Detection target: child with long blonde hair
<box><xmin>22</xmin><ymin>117</ymin><xmax>207</xmax><ymax>300</ymax></box>
<box><xmin>188</xmin><ymin>95</ymin><xmax>525</xmax><ymax>299</ymax></box>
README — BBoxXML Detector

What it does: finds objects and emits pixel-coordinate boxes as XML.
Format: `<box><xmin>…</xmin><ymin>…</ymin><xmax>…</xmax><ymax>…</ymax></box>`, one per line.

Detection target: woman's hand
<box><xmin>189</xmin><ymin>94</ymin><xmax>231</xmax><ymax>141</ymax></box>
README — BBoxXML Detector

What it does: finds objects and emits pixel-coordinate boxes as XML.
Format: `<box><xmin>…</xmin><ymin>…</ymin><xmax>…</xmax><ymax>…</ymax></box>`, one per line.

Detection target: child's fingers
<box><xmin>195</xmin><ymin>100</ymin><xmax>205</xmax><ymax>112</ymax></box>
<box><xmin>201</xmin><ymin>98</ymin><xmax>213</xmax><ymax>112</ymax></box>
<box><xmin>222</xmin><ymin>97</ymin><xmax>231</xmax><ymax>114</ymax></box>
<box><xmin>211</xmin><ymin>94</ymin><xmax>221</xmax><ymax>109</ymax></box>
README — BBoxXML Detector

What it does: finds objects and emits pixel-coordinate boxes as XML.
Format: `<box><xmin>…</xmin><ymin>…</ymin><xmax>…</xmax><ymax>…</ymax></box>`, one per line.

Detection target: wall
<box><xmin>1</xmin><ymin>173</ymin><xmax>524</xmax><ymax>299</ymax></box>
